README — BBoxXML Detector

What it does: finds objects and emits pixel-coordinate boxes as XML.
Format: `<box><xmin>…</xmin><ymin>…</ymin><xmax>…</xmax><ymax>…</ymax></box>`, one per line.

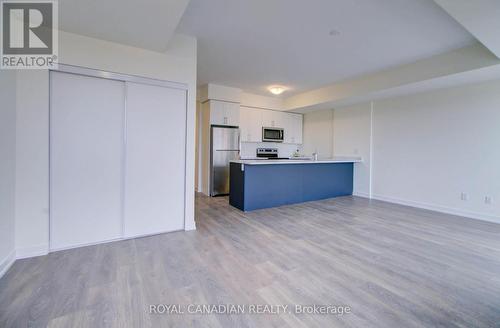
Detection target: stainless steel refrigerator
<box><xmin>210</xmin><ymin>126</ymin><xmax>240</xmax><ymax>196</ymax></box>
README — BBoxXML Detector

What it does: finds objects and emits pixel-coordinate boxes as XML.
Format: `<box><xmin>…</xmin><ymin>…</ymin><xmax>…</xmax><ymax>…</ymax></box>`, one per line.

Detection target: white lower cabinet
<box><xmin>50</xmin><ymin>70</ymin><xmax>187</xmax><ymax>250</ymax></box>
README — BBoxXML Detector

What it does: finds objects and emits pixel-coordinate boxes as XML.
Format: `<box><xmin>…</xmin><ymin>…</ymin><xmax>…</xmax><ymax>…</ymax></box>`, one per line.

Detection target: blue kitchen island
<box><xmin>229</xmin><ymin>158</ymin><xmax>361</xmax><ymax>211</ymax></box>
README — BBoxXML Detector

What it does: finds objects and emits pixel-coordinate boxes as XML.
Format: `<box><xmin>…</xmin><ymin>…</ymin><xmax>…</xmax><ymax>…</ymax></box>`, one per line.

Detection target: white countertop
<box><xmin>231</xmin><ymin>156</ymin><xmax>362</xmax><ymax>165</ymax></box>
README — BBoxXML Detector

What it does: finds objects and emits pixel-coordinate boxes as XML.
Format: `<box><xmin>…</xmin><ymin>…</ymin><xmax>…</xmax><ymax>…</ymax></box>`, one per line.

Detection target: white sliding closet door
<box><xmin>124</xmin><ymin>82</ymin><xmax>186</xmax><ymax>237</ymax></box>
<box><xmin>50</xmin><ymin>72</ymin><xmax>125</xmax><ymax>250</ymax></box>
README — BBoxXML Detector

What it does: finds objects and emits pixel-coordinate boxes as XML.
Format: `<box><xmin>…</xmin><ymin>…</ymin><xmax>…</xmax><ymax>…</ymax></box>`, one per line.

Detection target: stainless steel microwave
<box><xmin>262</xmin><ymin>127</ymin><xmax>284</xmax><ymax>142</ymax></box>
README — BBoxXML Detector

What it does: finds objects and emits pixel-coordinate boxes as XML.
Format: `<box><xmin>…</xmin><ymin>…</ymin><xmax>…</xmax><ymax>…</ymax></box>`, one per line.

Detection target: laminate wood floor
<box><xmin>1</xmin><ymin>195</ymin><xmax>500</xmax><ymax>327</ymax></box>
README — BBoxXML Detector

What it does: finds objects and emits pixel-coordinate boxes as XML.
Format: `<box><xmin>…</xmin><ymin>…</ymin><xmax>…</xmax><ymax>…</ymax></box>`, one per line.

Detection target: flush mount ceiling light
<box><xmin>268</xmin><ymin>85</ymin><xmax>287</xmax><ymax>95</ymax></box>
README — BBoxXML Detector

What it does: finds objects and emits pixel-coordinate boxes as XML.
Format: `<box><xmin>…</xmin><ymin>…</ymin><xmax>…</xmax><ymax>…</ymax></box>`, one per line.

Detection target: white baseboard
<box><xmin>16</xmin><ymin>244</ymin><xmax>49</xmax><ymax>259</ymax></box>
<box><xmin>50</xmin><ymin>228</ymin><xmax>186</xmax><ymax>253</ymax></box>
<box><xmin>369</xmin><ymin>194</ymin><xmax>500</xmax><ymax>224</ymax></box>
<box><xmin>15</xmin><ymin>226</ymin><xmax>192</xmax><ymax>259</ymax></box>
<box><xmin>353</xmin><ymin>191</ymin><xmax>371</xmax><ymax>198</ymax></box>
<box><xmin>184</xmin><ymin>221</ymin><xmax>196</xmax><ymax>231</ymax></box>
<box><xmin>0</xmin><ymin>249</ymin><xmax>16</xmax><ymax>279</ymax></box>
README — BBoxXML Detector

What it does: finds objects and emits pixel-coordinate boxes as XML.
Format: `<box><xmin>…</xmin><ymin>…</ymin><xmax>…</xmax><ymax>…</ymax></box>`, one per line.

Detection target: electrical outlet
<box><xmin>460</xmin><ymin>192</ymin><xmax>468</xmax><ymax>201</ymax></box>
<box><xmin>485</xmin><ymin>196</ymin><xmax>492</xmax><ymax>205</ymax></box>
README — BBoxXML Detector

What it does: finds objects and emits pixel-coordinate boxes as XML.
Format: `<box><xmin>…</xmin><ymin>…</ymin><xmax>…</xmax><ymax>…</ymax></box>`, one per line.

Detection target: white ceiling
<box><xmin>434</xmin><ymin>0</ymin><xmax>500</xmax><ymax>58</ymax></box>
<box><xmin>292</xmin><ymin>64</ymin><xmax>500</xmax><ymax>113</ymax></box>
<box><xmin>177</xmin><ymin>0</ymin><xmax>477</xmax><ymax>97</ymax></box>
<box><xmin>58</xmin><ymin>0</ymin><xmax>190</xmax><ymax>52</ymax></box>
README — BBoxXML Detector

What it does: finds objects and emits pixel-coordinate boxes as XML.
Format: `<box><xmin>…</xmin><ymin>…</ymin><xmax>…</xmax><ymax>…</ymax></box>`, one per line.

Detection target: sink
<box><xmin>289</xmin><ymin>157</ymin><xmax>313</xmax><ymax>160</ymax></box>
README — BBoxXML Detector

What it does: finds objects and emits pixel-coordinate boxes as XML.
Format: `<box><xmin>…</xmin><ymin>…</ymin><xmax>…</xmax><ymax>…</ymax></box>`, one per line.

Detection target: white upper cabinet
<box><xmin>209</xmin><ymin>100</ymin><xmax>240</xmax><ymax>126</ymax></box>
<box><xmin>288</xmin><ymin>113</ymin><xmax>303</xmax><ymax>144</ymax></box>
<box><xmin>262</xmin><ymin>109</ymin><xmax>286</xmax><ymax>128</ymax></box>
<box><xmin>262</xmin><ymin>110</ymin><xmax>287</xmax><ymax>128</ymax></box>
<box><xmin>274</xmin><ymin>111</ymin><xmax>288</xmax><ymax>129</ymax></box>
<box><xmin>209</xmin><ymin>100</ymin><xmax>225</xmax><ymax>125</ymax></box>
<box><xmin>240</xmin><ymin>106</ymin><xmax>262</xmax><ymax>142</ymax></box>
<box><xmin>225</xmin><ymin>102</ymin><xmax>240</xmax><ymax>126</ymax></box>
<box><xmin>284</xmin><ymin>114</ymin><xmax>294</xmax><ymax>144</ymax></box>
<box><xmin>284</xmin><ymin>113</ymin><xmax>301</xmax><ymax>144</ymax></box>
<box><xmin>240</xmin><ymin>106</ymin><xmax>303</xmax><ymax>144</ymax></box>
<box><xmin>261</xmin><ymin>110</ymin><xmax>275</xmax><ymax>127</ymax></box>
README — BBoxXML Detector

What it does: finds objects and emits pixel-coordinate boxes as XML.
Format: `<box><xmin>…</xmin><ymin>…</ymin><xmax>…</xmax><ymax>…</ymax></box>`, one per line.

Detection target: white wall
<box><xmin>198</xmin><ymin>84</ymin><xmax>241</xmax><ymax>103</ymax></box>
<box><xmin>240</xmin><ymin>92</ymin><xmax>284</xmax><ymax>111</ymax></box>
<box><xmin>303</xmin><ymin>79</ymin><xmax>500</xmax><ymax>223</ymax></box>
<box><xmin>0</xmin><ymin>71</ymin><xmax>17</xmax><ymax>277</ymax></box>
<box><xmin>302</xmin><ymin>104</ymin><xmax>371</xmax><ymax>196</ymax></box>
<box><xmin>15</xmin><ymin>31</ymin><xmax>197</xmax><ymax>258</ymax></box>
<box><xmin>200</xmin><ymin>101</ymin><xmax>211</xmax><ymax>195</ymax></box>
<box><xmin>302</xmin><ymin>109</ymin><xmax>334</xmax><ymax>159</ymax></box>
<box><xmin>333</xmin><ymin>103</ymin><xmax>372</xmax><ymax>197</ymax></box>
<box><xmin>372</xmin><ymin>80</ymin><xmax>500</xmax><ymax>222</ymax></box>
<box><xmin>285</xmin><ymin>44</ymin><xmax>499</xmax><ymax>112</ymax></box>
<box><xmin>195</xmin><ymin>101</ymin><xmax>201</xmax><ymax>192</ymax></box>
<box><xmin>15</xmin><ymin>71</ymin><xmax>49</xmax><ymax>257</ymax></box>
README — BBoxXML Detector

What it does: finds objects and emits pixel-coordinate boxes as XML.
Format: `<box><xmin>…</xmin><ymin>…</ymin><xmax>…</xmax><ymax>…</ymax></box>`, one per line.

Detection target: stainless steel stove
<box><xmin>256</xmin><ymin>148</ymin><xmax>289</xmax><ymax>160</ymax></box>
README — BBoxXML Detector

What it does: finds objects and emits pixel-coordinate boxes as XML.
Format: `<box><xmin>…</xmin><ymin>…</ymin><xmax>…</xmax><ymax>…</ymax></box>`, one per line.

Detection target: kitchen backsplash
<box><xmin>240</xmin><ymin>142</ymin><xmax>303</xmax><ymax>159</ymax></box>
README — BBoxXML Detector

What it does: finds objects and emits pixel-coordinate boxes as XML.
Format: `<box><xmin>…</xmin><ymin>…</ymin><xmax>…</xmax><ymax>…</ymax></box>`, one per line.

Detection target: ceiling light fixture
<box><xmin>268</xmin><ymin>85</ymin><xmax>286</xmax><ymax>95</ymax></box>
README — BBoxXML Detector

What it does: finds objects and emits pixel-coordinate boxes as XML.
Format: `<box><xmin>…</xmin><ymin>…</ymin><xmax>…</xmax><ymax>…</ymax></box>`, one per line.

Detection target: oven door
<box><xmin>262</xmin><ymin>128</ymin><xmax>284</xmax><ymax>142</ymax></box>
